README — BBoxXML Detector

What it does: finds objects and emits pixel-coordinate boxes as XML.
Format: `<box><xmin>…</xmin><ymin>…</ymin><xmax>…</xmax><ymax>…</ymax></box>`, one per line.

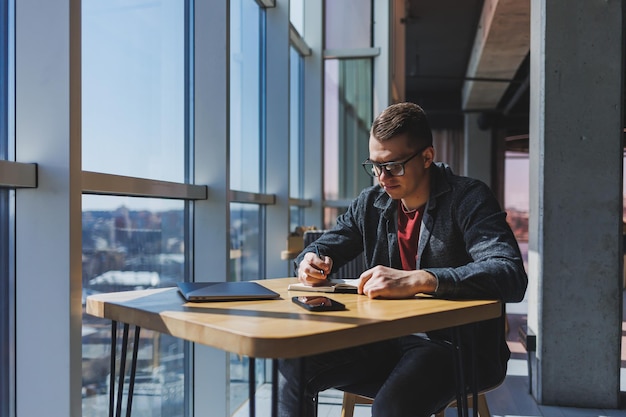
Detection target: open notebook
<box><xmin>177</xmin><ymin>281</ymin><xmax>280</xmax><ymax>302</ymax></box>
<box><xmin>287</xmin><ymin>278</ymin><xmax>360</xmax><ymax>293</ymax></box>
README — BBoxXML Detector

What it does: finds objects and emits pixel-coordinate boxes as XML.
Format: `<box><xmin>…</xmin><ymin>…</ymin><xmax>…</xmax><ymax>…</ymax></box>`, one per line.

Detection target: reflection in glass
<box><xmin>230</xmin><ymin>0</ymin><xmax>262</xmax><ymax>193</ymax></box>
<box><xmin>81</xmin><ymin>196</ymin><xmax>187</xmax><ymax>417</ymax></box>
<box><xmin>324</xmin><ymin>0</ymin><xmax>371</xmax><ymax>49</ymax></box>
<box><xmin>82</xmin><ymin>0</ymin><xmax>186</xmax><ymax>182</ymax></box>
<box><xmin>289</xmin><ymin>47</ymin><xmax>304</xmax><ymax>199</ymax></box>
<box><xmin>229</xmin><ymin>203</ymin><xmax>261</xmax><ymax>283</ymax></box>
<box><xmin>324</xmin><ymin>59</ymin><xmax>372</xmax><ymax>201</ymax></box>
<box><xmin>289</xmin><ymin>47</ymin><xmax>305</xmax><ymax>233</ymax></box>
<box><xmin>290</xmin><ymin>206</ymin><xmax>304</xmax><ymax>239</ymax></box>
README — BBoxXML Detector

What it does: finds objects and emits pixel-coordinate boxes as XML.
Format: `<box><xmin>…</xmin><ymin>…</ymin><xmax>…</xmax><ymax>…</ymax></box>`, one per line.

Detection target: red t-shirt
<box><xmin>398</xmin><ymin>203</ymin><xmax>425</xmax><ymax>270</ymax></box>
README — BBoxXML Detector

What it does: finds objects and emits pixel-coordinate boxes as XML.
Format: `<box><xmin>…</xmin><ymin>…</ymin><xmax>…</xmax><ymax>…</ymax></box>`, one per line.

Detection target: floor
<box><xmin>233</xmin><ymin>294</ymin><xmax>626</xmax><ymax>417</ymax></box>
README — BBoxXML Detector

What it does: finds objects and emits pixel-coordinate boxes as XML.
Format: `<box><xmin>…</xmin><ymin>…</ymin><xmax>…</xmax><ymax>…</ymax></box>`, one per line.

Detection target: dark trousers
<box><xmin>277</xmin><ymin>335</ymin><xmax>457</xmax><ymax>417</ymax></box>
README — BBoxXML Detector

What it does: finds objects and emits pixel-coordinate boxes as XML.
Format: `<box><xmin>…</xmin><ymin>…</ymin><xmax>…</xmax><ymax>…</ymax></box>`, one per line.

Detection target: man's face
<box><xmin>367</xmin><ymin>133</ymin><xmax>433</xmax><ymax>201</ymax></box>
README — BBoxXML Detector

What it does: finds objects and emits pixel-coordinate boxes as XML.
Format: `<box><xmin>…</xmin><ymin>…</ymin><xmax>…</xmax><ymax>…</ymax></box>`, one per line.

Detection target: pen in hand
<box><xmin>314</xmin><ymin>244</ymin><xmax>326</xmax><ymax>277</ymax></box>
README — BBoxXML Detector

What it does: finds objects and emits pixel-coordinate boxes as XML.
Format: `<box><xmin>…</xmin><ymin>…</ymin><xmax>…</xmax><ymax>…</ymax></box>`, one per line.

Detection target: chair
<box><xmin>340</xmin><ymin>392</ymin><xmax>373</xmax><ymax>417</ymax></box>
<box><xmin>340</xmin><ymin>391</ymin><xmax>492</xmax><ymax>417</ymax></box>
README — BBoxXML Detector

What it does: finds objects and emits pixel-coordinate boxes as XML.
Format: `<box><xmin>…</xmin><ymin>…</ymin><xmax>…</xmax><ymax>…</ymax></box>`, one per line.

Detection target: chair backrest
<box><xmin>303</xmin><ymin>230</ymin><xmax>365</xmax><ymax>279</ymax></box>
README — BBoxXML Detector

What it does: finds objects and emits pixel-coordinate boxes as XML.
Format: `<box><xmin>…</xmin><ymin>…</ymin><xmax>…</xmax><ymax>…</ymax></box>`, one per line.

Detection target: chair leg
<box><xmin>476</xmin><ymin>393</ymin><xmax>490</xmax><ymax>417</ymax></box>
<box><xmin>341</xmin><ymin>392</ymin><xmax>358</xmax><ymax>417</ymax></box>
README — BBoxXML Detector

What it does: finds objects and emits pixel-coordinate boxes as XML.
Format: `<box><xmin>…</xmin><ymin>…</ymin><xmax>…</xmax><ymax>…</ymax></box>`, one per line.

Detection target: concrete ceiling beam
<box><xmin>462</xmin><ymin>0</ymin><xmax>530</xmax><ymax>110</ymax></box>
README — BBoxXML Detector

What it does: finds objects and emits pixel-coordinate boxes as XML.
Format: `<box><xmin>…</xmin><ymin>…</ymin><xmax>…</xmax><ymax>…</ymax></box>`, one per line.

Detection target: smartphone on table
<box><xmin>292</xmin><ymin>295</ymin><xmax>346</xmax><ymax>312</ymax></box>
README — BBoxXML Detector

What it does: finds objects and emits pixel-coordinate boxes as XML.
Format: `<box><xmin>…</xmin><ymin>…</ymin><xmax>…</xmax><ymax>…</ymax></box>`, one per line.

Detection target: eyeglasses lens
<box><xmin>362</xmin><ymin>163</ymin><xmax>404</xmax><ymax>177</ymax></box>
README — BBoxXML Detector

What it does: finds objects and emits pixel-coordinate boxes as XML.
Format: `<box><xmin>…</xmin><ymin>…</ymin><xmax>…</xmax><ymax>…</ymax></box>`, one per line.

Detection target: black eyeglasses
<box><xmin>361</xmin><ymin>146</ymin><xmax>429</xmax><ymax>178</ymax></box>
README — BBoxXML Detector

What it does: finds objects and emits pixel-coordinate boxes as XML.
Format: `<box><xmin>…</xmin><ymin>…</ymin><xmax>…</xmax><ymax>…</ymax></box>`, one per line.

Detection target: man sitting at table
<box><xmin>277</xmin><ymin>102</ymin><xmax>528</xmax><ymax>417</ymax></box>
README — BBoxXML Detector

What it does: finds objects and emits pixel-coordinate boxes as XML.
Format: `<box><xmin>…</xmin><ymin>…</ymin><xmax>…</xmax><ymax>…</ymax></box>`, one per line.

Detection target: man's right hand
<box><xmin>297</xmin><ymin>252</ymin><xmax>333</xmax><ymax>286</ymax></box>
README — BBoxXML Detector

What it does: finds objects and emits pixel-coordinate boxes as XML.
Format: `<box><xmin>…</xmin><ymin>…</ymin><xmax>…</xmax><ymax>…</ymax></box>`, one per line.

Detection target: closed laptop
<box><xmin>177</xmin><ymin>281</ymin><xmax>280</xmax><ymax>302</ymax></box>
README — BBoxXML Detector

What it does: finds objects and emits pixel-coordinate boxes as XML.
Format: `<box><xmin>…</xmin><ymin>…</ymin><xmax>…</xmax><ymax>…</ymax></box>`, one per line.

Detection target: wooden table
<box><xmin>86</xmin><ymin>277</ymin><xmax>502</xmax><ymax>417</ymax></box>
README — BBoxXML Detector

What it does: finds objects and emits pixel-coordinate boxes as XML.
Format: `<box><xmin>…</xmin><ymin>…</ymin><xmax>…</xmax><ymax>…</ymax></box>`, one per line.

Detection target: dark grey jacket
<box><xmin>297</xmin><ymin>162</ymin><xmax>528</xmax><ymax>389</ymax></box>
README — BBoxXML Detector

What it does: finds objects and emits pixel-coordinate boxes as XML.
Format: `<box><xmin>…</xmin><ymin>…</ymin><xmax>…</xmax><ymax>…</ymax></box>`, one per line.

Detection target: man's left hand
<box><xmin>357</xmin><ymin>266</ymin><xmax>437</xmax><ymax>299</ymax></box>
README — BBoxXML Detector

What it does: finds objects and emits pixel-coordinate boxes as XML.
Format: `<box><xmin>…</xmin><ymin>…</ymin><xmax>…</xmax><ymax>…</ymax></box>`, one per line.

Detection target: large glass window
<box><xmin>0</xmin><ymin>1</ymin><xmax>13</xmax><ymax>416</ymax></box>
<box><xmin>81</xmin><ymin>196</ymin><xmax>187</xmax><ymax>417</ymax></box>
<box><xmin>505</xmin><ymin>150</ymin><xmax>529</xmax><ymax>271</ymax></box>
<box><xmin>229</xmin><ymin>1</ymin><xmax>266</xmax><ymax>413</ymax></box>
<box><xmin>290</xmin><ymin>0</ymin><xmax>304</xmax><ymax>38</ymax></box>
<box><xmin>289</xmin><ymin>46</ymin><xmax>304</xmax><ymax>231</ymax></box>
<box><xmin>324</xmin><ymin>0</ymin><xmax>371</xmax><ymax>49</ymax></box>
<box><xmin>323</xmin><ymin>58</ymin><xmax>372</xmax><ymax>202</ymax></box>
<box><xmin>81</xmin><ymin>2</ymin><xmax>190</xmax><ymax>415</ymax></box>
<box><xmin>230</xmin><ymin>0</ymin><xmax>262</xmax><ymax>193</ymax></box>
<box><xmin>82</xmin><ymin>0</ymin><xmax>186</xmax><ymax>182</ymax></box>
<box><xmin>322</xmin><ymin>0</ymin><xmax>373</xmax><ymax>229</ymax></box>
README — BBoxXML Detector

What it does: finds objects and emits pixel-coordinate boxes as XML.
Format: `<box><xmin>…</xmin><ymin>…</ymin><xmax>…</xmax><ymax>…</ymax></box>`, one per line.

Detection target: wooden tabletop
<box><xmin>86</xmin><ymin>277</ymin><xmax>501</xmax><ymax>359</ymax></box>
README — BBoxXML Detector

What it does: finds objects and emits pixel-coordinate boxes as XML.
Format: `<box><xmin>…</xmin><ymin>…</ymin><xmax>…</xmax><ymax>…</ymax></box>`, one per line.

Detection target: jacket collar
<box><xmin>372</xmin><ymin>162</ymin><xmax>453</xmax><ymax>217</ymax></box>
<box><xmin>425</xmin><ymin>162</ymin><xmax>452</xmax><ymax>213</ymax></box>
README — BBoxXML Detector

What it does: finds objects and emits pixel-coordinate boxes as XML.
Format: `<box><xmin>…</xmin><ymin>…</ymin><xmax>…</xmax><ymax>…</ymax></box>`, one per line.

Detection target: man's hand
<box><xmin>358</xmin><ymin>266</ymin><xmax>437</xmax><ymax>299</ymax></box>
<box><xmin>297</xmin><ymin>252</ymin><xmax>333</xmax><ymax>286</ymax></box>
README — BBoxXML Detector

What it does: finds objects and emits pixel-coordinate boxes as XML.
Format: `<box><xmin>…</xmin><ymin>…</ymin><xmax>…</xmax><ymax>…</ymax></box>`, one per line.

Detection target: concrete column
<box><xmin>302</xmin><ymin>0</ymin><xmax>324</xmax><ymax>229</ymax></box>
<box><xmin>528</xmin><ymin>0</ymin><xmax>623</xmax><ymax>407</ymax></box>
<box><xmin>193</xmin><ymin>0</ymin><xmax>229</xmax><ymax>414</ymax></box>
<box><xmin>266</xmin><ymin>0</ymin><xmax>291</xmax><ymax>277</ymax></box>
<box><xmin>463</xmin><ymin>113</ymin><xmax>492</xmax><ymax>188</ymax></box>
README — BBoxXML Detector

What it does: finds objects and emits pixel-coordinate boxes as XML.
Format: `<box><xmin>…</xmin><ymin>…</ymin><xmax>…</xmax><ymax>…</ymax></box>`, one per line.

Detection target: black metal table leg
<box><xmin>470</xmin><ymin>325</ymin><xmax>477</xmax><ymax>417</ymax></box>
<box><xmin>109</xmin><ymin>321</ymin><xmax>118</xmax><ymax>417</ymax></box>
<box><xmin>453</xmin><ymin>327</ymin><xmax>468</xmax><ymax>417</ymax></box>
<box><xmin>126</xmin><ymin>326</ymin><xmax>141</xmax><ymax>417</ymax></box>
<box><xmin>271</xmin><ymin>359</ymin><xmax>278</xmax><ymax>417</ymax></box>
<box><xmin>249</xmin><ymin>358</ymin><xmax>256</xmax><ymax>417</ymax></box>
<box><xmin>108</xmin><ymin>322</ymin><xmax>141</xmax><ymax>417</ymax></box>
<box><xmin>115</xmin><ymin>324</ymin><xmax>130</xmax><ymax>417</ymax></box>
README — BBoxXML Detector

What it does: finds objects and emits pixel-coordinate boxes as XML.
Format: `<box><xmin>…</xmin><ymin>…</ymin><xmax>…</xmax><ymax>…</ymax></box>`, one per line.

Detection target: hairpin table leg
<box><xmin>109</xmin><ymin>321</ymin><xmax>118</xmax><ymax>417</ymax></box>
<box><xmin>271</xmin><ymin>359</ymin><xmax>278</xmax><ymax>417</ymax></box>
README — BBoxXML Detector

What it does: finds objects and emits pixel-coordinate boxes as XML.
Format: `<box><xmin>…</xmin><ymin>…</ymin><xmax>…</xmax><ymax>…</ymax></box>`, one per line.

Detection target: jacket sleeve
<box><xmin>424</xmin><ymin>181</ymin><xmax>528</xmax><ymax>302</ymax></box>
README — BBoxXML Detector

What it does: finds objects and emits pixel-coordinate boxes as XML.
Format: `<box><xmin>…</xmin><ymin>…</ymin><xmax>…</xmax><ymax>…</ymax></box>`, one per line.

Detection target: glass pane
<box><xmin>82</xmin><ymin>0</ymin><xmax>186</xmax><ymax>182</ymax></box>
<box><xmin>0</xmin><ymin>189</ymin><xmax>8</xmax><ymax>417</ymax></box>
<box><xmin>0</xmin><ymin>0</ymin><xmax>12</xmax><ymax>415</ymax></box>
<box><xmin>229</xmin><ymin>202</ymin><xmax>263</xmax><ymax>414</ymax></box>
<box><xmin>230</xmin><ymin>0</ymin><xmax>262</xmax><ymax>193</ymax></box>
<box><xmin>289</xmin><ymin>47</ymin><xmax>303</xmax><ymax>199</ymax></box>
<box><xmin>290</xmin><ymin>0</ymin><xmax>304</xmax><ymax>36</ymax></box>
<box><xmin>324</xmin><ymin>0</ymin><xmax>371</xmax><ymax>49</ymax></box>
<box><xmin>81</xmin><ymin>196</ymin><xmax>187</xmax><ymax>417</ymax></box>
<box><xmin>504</xmin><ymin>151</ymin><xmax>529</xmax><ymax>271</ymax></box>
<box><xmin>229</xmin><ymin>203</ymin><xmax>261</xmax><ymax>283</ymax></box>
<box><xmin>324</xmin><ymin>206</ymin><xmax>348</xmax><ymax>230</ymax></box>
<box><xmin>324</xmin><ymin>59</ymin><xmax>372</xmax><ymax>200</ymax></box>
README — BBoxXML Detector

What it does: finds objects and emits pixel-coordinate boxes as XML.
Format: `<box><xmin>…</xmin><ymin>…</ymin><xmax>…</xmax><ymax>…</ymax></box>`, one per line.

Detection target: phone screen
<box><xmin>292</xmin><ymin>296</ymin><xmax>346</xmax><ymax>311</ymax></box>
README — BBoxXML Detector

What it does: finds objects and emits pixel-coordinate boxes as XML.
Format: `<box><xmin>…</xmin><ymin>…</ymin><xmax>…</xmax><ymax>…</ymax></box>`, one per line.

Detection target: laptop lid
<box><xmin>177</xmin><ymin>281</ymin><xmax>280</xmax><ymax>302</ymax></box>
